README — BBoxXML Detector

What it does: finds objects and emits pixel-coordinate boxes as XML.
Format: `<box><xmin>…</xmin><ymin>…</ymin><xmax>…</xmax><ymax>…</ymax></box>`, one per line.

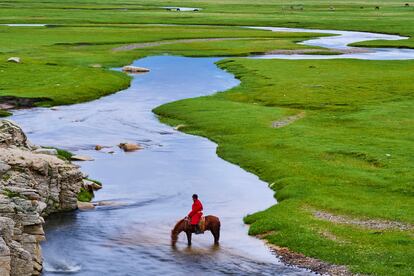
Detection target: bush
<box><xmin>77</xmin><ymin>187</ymin><xmax>94</xmax><ymax>202</ymax></box>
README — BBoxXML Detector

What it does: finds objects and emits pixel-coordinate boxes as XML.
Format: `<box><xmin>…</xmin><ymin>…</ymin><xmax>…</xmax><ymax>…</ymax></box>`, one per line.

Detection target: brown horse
<box><xmin>171</xmin><ymin>215</ymin><xmax>220</xmax><ymax>246</ymax></box>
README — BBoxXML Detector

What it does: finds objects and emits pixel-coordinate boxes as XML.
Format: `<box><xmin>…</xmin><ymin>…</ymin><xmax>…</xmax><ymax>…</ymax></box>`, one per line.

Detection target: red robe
<box><xmin>188</xmin><ymin>199</ymin><xmax>203</xmax><ymax>225</ymax></box>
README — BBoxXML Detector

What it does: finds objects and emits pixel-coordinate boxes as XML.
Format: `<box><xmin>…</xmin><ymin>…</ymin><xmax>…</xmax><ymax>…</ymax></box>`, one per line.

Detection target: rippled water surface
<box><xmin>10</xmin><ymin>26</ymin><xmax>413</xmax><ymax>275</ymax></box>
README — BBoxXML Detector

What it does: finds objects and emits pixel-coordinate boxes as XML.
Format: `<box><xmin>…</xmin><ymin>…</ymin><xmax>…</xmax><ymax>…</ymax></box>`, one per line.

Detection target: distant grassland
<box><xmin>1</xmin><ymin>0</ymin><xmax>413</xmax><ymax>46</ymax></box>
<box><xmin>1</xmin><ymin>0</ymin><xmax>414</xmax><ymax>275</ymax></box>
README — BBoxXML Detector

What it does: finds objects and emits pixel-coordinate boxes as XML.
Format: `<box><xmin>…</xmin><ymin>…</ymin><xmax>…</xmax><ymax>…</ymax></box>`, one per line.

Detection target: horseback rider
<box><xmin>186</xmin><ymin>194</ymin><xmax>203</xmax><ymax>234</ymax></box>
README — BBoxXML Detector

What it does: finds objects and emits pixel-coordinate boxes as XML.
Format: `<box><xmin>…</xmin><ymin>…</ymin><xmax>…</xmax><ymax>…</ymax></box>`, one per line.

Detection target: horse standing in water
<box><xmin>171</xmin><ymin>215</ymin><xmax>221</xmax><ymax>246</ymax></box>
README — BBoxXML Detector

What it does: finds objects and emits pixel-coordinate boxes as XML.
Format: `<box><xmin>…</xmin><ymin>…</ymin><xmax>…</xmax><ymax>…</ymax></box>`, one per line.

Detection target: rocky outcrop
<box><xmin>0</xmin><ymin>120</ymin><xmax>83</xmax><ymax>275</ymax></box>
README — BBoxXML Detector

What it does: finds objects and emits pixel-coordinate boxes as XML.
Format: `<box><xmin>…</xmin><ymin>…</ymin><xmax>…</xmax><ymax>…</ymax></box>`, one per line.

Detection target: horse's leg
<box><xmin>186</xmin><ymin>231</ymin><xmax>192</xmax><ymax>246</ymax></box>
<box><xmin>212</xmin><ymin>227</ymin><xmax>220</xmax><ymax>245</ymax></box>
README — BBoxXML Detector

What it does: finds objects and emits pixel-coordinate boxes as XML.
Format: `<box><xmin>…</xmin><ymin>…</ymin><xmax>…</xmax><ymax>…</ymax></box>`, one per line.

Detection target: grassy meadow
<box><xmin>1</xmin><ymin>0</ymin><xmax>413</xmax><ymax>275</ymax></box>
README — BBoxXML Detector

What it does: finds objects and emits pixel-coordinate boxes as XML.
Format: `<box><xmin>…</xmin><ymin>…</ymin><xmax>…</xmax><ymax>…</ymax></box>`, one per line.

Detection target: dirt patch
<box><xmin>254</xmin><ymin>231</ymin><xmax>353</xmax><ymax>275</ymax></box>
<box><xmin>113</xmin><ymin>38</ymin><xmax>250</xmax><ymax>51</ymax></box>
<box><xmin>272</xmin><ymin>112</ymin><xmax>305</xmax><ymax>128</ymax></box>
<box><xmin>319</xmin><ymin>230</ymin><xmax>341</xmax><ymax>242</ymax></box>
<box><xmin>266</xmin><ymin>48</ymin><xmax>371</xmax><ymax>55</ymax></box>
<box><xmin>314</xmin><ymin>210</ymin><xmax>413</xmax><ymax>231</ymax></box>
<box><xmin>266</xmin><ymin>49</ymin><xmax>329</xmax><ymax>54</ymax></box>
<box><xmin>322</xmin><ymin>151</ymin><xmax>384</xmax><ymax>168</ymax></box>
<box><xmin>0</xmin><ymin>96</ymin><xmax>51</xmax><ymax>110</ymax></box>
<box><xmin>266</xmin><ymin>242</ymin><xmax>353</xmax><ymax>275</ymax></box>
<box><xmin>255</xmin><ymin>230</ymin><xmax>277</xmax><ymax>239</ymax></box>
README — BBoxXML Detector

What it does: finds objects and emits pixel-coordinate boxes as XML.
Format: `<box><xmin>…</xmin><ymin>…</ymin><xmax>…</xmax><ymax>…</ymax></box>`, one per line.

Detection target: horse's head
<box><xmin>171</xmin><ymin>218</ymin><xmax>186</xmax><ymax>246</ymax></box>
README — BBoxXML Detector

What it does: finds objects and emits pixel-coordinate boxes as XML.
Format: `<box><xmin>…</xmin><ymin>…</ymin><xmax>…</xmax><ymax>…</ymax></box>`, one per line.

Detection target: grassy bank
<box><xmin>154</xmin><ymin>58</ymin><xmax>414</xmax><ymax>276</ymax></box>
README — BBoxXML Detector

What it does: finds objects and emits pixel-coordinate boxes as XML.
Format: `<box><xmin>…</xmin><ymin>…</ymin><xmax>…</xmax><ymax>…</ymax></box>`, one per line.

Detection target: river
<box><xmin>9</xmin><ymin>26</ymin><xmax>413</xmax><ymax>275</ymax></box>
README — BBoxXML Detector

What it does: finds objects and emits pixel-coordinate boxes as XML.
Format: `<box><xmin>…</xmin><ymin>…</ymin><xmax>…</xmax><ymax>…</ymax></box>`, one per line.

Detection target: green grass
<box><xmin>77</xmin><ymin>187</ymin><xmax>94</xmax><ymax>202</ymax></box>
<box><xmin>136</xmin><ymin>36</ymin><xmax>324</xmax><ymax>57</ymax></box>
<box><xmin>0</xmin><ymin>0</ymin><xmax>413</xmax><ymax>41</ymax></box>
<box><xmin>0</xmin><ymin>63</ymin><xmax>131</xmax><ymax>106</ymax></box>
<box><xmin>154</xmin><ymin>58</ymin><xmax>414</xmax><ymax>276</ymax></box>
<box><xmin>55</xmin><ymin>148</ymin><xmax>73</xmax><ymax>161</ymax></box>
<box><xmin>351</xmin><ymin>39</ymin><xmax>414</xmax><ymax>49</ymax></box>
<box><xmin>43</xmin><ymin>146</ymin><xmax>74</xmax><ymax>161</ymax></box>
<box><xmin>0</xmin><ymin>110</ymin><xmax>12</xmax><ymax>117</ymax></box>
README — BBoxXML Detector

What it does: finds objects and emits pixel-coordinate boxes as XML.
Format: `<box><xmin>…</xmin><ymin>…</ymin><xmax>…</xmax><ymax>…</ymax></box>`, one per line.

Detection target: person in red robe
<box><xmin>187</xmin><ymin>194</ymin><xmax>203</xmax><ymax>233</ymax></box>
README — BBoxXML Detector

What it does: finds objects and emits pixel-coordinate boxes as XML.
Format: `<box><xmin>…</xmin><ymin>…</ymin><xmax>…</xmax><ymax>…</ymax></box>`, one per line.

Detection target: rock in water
<box><xmin>121</xmin><ymin>65</ymin><xmax>150</xmax><ymax>73</ymax></box>
<box><xmin>77</xmin><ymin>201</ymin><xmax>95</xmax><ymax>210</ymax></box>
<box><xmin>71</xmin><ymin>155</ymin><xmax>94</xmax><ymax>161</ymax></box>
<box><xmin>0</xmin><ymin>120</ymin><xmax>83</xmax><ymax>275</ymax></box>
<box><xmin>7</xmin><ymin>57</ymin><xmax>20</xmax><ymax>63</ymax></box>
<box><xmin>118</xmin><ymin>143</ymin><xmax>142</xmax><ymax>152</ymax></box>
